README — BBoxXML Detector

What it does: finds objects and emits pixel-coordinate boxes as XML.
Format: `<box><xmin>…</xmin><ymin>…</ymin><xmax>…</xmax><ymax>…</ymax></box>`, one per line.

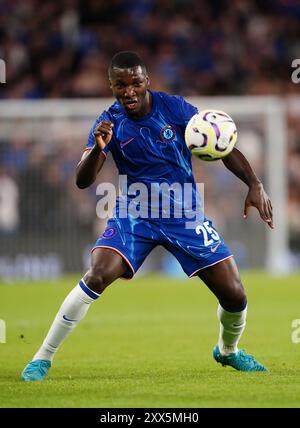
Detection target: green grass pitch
<box><xmin>1</xmin><ymin>271</ymin><xmax>300</xmax><ymax>408</ymax></box>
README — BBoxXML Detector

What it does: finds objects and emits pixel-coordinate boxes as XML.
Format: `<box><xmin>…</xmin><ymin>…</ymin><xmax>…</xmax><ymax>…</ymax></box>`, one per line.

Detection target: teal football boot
<box><xmin>213</xmin><ymin>345</ymin><xmax>267</xmax><ymax>372</ymax></box>
<box><xmin>21</xmin><ymin>359</ymin><xmax>51</xmax><ymax>381</ymax></box>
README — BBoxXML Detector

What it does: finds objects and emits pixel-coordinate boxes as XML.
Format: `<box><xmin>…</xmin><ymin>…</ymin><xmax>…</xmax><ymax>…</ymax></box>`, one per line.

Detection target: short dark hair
<box><xmin>108</xmin><ymin>51</ymin><xmax>147</xmax><ymax>76</ymax></box>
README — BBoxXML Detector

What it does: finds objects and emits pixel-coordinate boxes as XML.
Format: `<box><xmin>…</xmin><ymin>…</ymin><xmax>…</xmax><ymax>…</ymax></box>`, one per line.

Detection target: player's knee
<box><xmin>221</xmin><ymin>280</ymin><xmax>247</xmax><ymax>312</ymax></box>
<box><xmin>84</xmin><ymin>268</ymin><xmax>111</xmax><ymax>294</ymax></box>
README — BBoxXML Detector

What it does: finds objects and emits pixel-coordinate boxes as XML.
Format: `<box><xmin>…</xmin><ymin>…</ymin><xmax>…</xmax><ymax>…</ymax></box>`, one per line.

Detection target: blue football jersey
<box><xmin>87</xmin><ymin>91</ymin><xmax>202</xmax><ymax>220</ymax></box>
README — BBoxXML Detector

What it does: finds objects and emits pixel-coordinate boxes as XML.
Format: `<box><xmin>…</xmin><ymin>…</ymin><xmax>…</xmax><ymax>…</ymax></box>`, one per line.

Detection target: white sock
<box><xmin>217</xmin><ymin>304</ymin><xmax>247</xmax><ymax>356</ymax></box>
<box><xmin>33</xmin><ymin>279</ymin><xmax>100</xmax><ymax>362</ymax></box>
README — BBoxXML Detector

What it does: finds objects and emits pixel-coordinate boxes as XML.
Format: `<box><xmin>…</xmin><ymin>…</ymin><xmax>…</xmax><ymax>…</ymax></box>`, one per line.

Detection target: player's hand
<box><xmin>93</xmin><ymin>120</ymin><xmax>114</xmax><ymax>149</ymax></box>
<box><xmin>243</xmin><ymin>182</ymin><xmax>274</xmax><ymax>229</ymax></box>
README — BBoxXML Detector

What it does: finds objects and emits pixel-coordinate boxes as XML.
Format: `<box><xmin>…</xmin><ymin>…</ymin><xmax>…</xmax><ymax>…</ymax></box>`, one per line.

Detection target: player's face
<box><xmin>109</xmin><ymin>66</ymin><xmax>151</xmax><ymax>118</ymax></box>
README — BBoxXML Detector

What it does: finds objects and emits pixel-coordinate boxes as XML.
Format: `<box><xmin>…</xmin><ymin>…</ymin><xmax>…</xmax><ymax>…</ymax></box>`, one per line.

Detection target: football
<box><xmin>185</xmin><ymin>109</ymin><xmax>237</xmax><ymax>161</ymax></box>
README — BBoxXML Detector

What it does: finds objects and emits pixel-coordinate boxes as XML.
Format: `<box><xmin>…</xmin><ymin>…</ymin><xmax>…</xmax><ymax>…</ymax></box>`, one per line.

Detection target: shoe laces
<box><xmin>26</xmin><ymin>360</ymin><xmax>49</xmax><ymax>374</ymax></box>
<box><xmin>237</xmin><ymin>350</ymin><xmax>263</xmax><ymax>368</ymax></box>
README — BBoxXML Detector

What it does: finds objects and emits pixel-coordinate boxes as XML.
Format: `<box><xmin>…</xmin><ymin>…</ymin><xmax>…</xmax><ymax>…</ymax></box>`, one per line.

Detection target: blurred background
<box><xmin>0</xmin><ymin>0</ymin><xmax>299</xmax><ymax>280</ymax></box>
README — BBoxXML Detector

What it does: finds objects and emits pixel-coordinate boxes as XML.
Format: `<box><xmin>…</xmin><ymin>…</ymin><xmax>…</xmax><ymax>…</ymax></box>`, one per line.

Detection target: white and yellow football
<box><xmin>185</xmin><ymin>109</ymin><xmax>237</xmax><ymax>161</ymax></box>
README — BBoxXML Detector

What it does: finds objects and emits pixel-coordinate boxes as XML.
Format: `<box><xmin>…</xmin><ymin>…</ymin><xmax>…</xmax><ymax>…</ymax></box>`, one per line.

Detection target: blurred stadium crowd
<box><xmin>0</xmin><ymin>0</ymin><xmax>299</xmax><ymax>97</ymax></box>
<box><xmin>0</xmin><ymin>0</ymin><xmax>299</xmax><ymax>274</ymax></box>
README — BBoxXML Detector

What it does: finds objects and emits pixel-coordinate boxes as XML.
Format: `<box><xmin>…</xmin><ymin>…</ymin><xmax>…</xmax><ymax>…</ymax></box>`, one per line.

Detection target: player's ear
<box><xmin>146</xmin><ymin>76</ymin><xmax>150</xmax><ymax>87</ymax></box>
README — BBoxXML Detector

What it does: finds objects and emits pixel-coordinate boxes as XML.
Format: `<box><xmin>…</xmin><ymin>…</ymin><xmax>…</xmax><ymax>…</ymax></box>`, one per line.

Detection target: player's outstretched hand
<box><xmin>243</xmin><ymin>182</ymin><xmax>274</xmax><ymax>229</ymax></box>
<box><xmin>93</xmin><ymin>120</ymin><xmax>114</xmax><ymax>149</ymax></box>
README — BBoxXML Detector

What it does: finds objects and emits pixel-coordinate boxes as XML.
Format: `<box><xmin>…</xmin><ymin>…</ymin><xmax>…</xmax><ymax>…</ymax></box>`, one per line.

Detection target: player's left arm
<box><xmin>222</xmin><ymin>147</ymin><xmax>274</xmax><ymax>229</ymax></box>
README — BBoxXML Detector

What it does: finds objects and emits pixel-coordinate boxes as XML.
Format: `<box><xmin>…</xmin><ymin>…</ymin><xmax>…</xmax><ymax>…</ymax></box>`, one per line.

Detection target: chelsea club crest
<box><xmin>160</xmin><ymin>125</ymin><xmax>176</xmax><ymax>142</ymax></box>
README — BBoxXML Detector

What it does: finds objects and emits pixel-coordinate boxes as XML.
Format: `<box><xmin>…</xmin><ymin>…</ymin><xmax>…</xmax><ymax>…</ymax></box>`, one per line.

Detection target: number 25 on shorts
<box><xmin>195</xmin><ymin>221</ymin><xmax>220</xmax><ymax>247</ymax></box>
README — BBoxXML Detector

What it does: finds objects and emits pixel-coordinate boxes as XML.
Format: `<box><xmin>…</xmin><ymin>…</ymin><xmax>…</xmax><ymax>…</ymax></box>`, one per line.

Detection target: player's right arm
<box><xmin>76</xmin><ymin>120</ymin><xmax>113</xmax><ymax>189</ymax></box>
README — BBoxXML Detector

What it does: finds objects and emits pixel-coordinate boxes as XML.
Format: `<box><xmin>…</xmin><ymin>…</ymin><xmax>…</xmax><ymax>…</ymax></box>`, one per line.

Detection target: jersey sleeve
<box><xmin>86</xmin><ymin>111</ymin><xmax>112</xmax><ymax>157</ymax></box>
<box><xmin>163</xmin><ymin>93</ymin><xmax>198</xmax><ymax>127</ymax></box>
<box><xmin>178</xmin><ymin>96</ymin><xmax>198</xmax><ymax>126</ymax></box>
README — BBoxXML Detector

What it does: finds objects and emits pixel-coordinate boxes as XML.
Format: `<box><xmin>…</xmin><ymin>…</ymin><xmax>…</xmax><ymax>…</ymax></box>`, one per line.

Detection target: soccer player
<box><xmin>21</xmin><ymin>51</ymin><xmax>273</xmax><ymax>381</ymax></box>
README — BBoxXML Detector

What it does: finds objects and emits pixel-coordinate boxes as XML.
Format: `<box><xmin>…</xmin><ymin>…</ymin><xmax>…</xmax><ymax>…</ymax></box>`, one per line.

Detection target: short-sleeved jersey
<box><xmin>87</xmin><ymin>90</ymin><xmax>201</xmax><ymax>220</ymax></box>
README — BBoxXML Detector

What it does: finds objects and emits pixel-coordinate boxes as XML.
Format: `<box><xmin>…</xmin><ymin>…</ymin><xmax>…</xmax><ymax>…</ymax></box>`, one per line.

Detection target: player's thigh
<box><xmin>198</xmin><ymin>256</ymin><xmax>247</xmax><ymax>311</ymax></box>
<box><xmin>84</xmin><ymin>247</ymin><xmax>127</xmax><ymax>292</ymax></box>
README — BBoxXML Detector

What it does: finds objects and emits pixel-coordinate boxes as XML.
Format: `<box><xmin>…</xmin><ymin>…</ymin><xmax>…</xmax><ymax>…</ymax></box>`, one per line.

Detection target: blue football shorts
<box><xmin>92</xmin><ymin>215</ymin><xmax>233</xmax><ymax>279</ymax></box>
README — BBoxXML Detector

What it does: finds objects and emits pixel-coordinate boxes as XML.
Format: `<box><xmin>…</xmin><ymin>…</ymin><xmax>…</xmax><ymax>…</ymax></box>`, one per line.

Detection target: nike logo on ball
<box><xmin>210</xmin><ymin>242</ymin><xmax>221</xmax><ymax>253</ymax></box>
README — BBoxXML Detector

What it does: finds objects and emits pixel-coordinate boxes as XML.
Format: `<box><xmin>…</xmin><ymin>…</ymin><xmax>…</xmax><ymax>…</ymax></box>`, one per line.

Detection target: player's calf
<box><xmin>20</xmin><ymin>249</ymin><xmax>126</xmax><ymax>381</ymax></box>
<box><xmin>213</xmin><ymin>301</ymin><xmax>267</xmax><ymax>372</ymax></box>
<box><xmin>21</xmin><ymin>279</ymin><xmax>100</xmax><ymax>381</ymax></box>
<box><xmin>216</xmin><ymin>302</ymin><xmax>247</xmax><ymax>355</ymax></box>
<box><xmin>214</xmin><ymin>290</ymin><xmax>267</xmax><ymax>371</ymax></box>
